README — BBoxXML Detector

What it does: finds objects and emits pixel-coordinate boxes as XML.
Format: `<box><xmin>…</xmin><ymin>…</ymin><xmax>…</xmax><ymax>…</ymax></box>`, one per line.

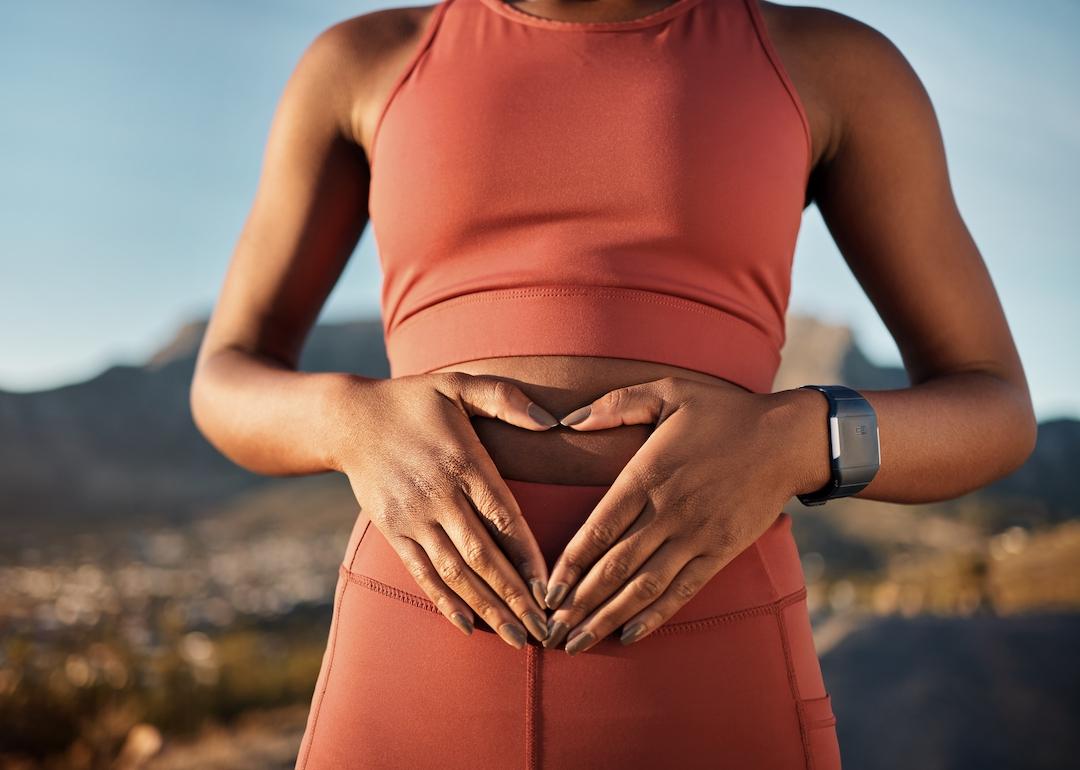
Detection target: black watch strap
<box><xmin>796</xmin><ymin>384</ymin><xmax>881</xmax><ymax>506</ymax></box>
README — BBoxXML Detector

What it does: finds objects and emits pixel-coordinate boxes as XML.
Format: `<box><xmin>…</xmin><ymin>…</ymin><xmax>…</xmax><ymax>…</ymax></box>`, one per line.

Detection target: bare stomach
<box><xmin>427</xmin><ymin>355</ymin><xmax>755</xmax><ymax>486</ymax></box>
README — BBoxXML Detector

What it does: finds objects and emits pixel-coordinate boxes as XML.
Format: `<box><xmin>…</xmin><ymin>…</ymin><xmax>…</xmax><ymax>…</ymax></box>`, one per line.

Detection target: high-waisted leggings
<box><xmin>295</xmin><ymin>478</ymin><xmax>842</xmax><ymax>769</ymax></box>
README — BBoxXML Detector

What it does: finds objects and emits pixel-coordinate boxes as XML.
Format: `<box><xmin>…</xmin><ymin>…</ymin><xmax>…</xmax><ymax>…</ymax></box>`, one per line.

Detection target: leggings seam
<box><xmin>774</xmin><ymin>600</ymin><xmax>814</xmax><ymax>770</ymax></box>
<box><xmin>525</xmin><ymin>644</ymin><xmax>540</xmax><ymax>770</ymax></box>
<box><xmin>342</xmin><ymin>566</ymin><xmax>808</xmax><ymax>635</ymax></box>
<box><xmin>298</xmin><ymin>577</ymin><xmax>348</xmax><ymax>770</ymax></box>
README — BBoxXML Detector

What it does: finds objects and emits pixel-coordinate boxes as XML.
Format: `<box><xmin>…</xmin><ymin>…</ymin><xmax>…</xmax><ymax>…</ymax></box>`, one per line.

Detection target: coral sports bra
<box><xmin>367</xmin><ymin>0</ymin><xmax>812</xmax><ymax>394</ymax></box>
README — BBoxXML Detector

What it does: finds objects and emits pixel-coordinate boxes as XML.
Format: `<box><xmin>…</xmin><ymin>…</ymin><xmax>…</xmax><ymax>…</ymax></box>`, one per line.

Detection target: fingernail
<box><xmin>450</xmin><ymin>611</ymin><xmax>474</xmax><ymax>636</ymax></box>
<box><xmin>545</xmin><ymin>582</ymin><xmax>569</xmax><ymax>610</ymax></box>
<box><xmin>565</xmin><ymin>631</ymin><xmax>596</xmax><ymax>656</ymax></box>
<box><xmin>559</xmin><ymin>405</ymin><xmax>591</xmax><ymax>426</ymax></box>
<box><xmin>620</xmin><ymin>622</ymin><xmax>646</xmax><ymax>645</ymax></box>
<box><xmin>530</xmin><ymin>578</ymin><xmax>548</xmax><ymax>609</ymax></box>
<box><xmin>544</xmin><ymin>620</ymin><xmax>570</xmax><ymax>649</ymax></box>
<box><xmin>527</xmin><ymin>401</ymin><xmax>559</xmax><ymax>428</ymax></box>
<box><xmin>523</xmin><ymin>611</ymin><xmax>549</xmax><ymax>642</ymax></box>
<box><xmin>498</xmin><ymin>622</ymin><xmax>527</xmax><ymax>649</ymax></box>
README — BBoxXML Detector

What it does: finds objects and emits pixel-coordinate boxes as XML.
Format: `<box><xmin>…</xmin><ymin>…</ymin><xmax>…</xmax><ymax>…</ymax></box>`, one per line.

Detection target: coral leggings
<box><xmin>295</xmin><ymin>478</ymin><xmax>842</xmax><ymax>769</ymax></box>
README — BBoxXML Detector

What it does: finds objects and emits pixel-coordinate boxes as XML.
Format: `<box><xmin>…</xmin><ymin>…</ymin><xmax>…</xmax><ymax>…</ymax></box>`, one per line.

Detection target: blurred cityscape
<box><xmin>1</xmin><ymin>315</ymin><xmax>1077</xmax><ymax>769</ymax></box>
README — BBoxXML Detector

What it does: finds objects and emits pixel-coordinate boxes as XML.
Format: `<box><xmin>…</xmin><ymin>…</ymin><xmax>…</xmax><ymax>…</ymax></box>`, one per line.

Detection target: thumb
<box><xmin>559</xmin><ymin>378</ymin><xmax>679</xmax><ymax>430</ymax></box>
<box><xmin>440</xmin><ymin>373</ymin><xmax>560</xmax><ymax>431</ymax></box>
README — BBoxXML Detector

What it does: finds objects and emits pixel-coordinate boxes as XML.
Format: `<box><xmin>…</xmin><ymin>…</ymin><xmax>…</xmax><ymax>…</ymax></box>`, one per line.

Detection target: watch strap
<box><xmin>796</xmin><ymin>384</ymin><xmax>881</xmax><ymax>506</ymax></box>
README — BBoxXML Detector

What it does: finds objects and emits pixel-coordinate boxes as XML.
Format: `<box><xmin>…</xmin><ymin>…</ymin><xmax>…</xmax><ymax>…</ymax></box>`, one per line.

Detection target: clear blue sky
<box><xmin>1</xmin><ymin>0</ymin><xmax>1077</xmax><ymax>420</ymax></box>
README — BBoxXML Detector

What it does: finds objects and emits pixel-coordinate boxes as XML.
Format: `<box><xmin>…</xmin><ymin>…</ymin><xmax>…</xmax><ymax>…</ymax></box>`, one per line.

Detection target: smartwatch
<box><xmin>796</xmin><ymin>384</ymin><xmax>881</xmax><ymax>506</ymax></box>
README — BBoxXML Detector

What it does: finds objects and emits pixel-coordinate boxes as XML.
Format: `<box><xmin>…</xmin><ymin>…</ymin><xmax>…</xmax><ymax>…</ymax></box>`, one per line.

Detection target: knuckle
<box><xmin>633</xmin><ymin>572</ymin><xmax>665</xmax><ymax>600</ymax></box>
<box><xmin>601</xmin><ymin>386</ymin><xmax>629</xmax><ymax>411</ymax></box>
<box><xmin>500</xmin><ymin>587</ymin><xmax>525</xmax><ymax>608</ymax></box>
<box><xmin>671</xmin><ymin>578</ymin><xmax>700</xmax><ymax>602</ymax></box>
<box><xmin>585</xmin><ymin>520</ymin><xmax>620</xmax><ymax>550</ymax></box>
<box><xmin>600</xmin><ymin>556</ymin><xmax>632</xmax><ymax>584</ymax></box>
<box><xmin>461</xmin><ymin>539</ymin><xmax>493</xmax><ymax>571</ymax></box>
<box><xmin>479</xmin><ymin>506</ymin><xmax>518</xmax><ymax>538</ymax></box>
<box><xmin>667</xmin><ymin>485</ymin><xmax>706</xmax><ymax>517</ymax></box>
<box><xmin>438</xmin><ymin>371</ymin><xmax>471</xmax><ymax>393</ymax></box>
<box><xmin>471</xmin><ymin>597</ymin><xmax>495</xmax><ymax>619</ymax></box>
<box><xmin>436</xmin><ymin>558</ymin><xmax>467</xmax><ymax>586</ymax></box>
<box><xmin>707</xmin><ymin>524</ymin><xmax>742</xmax><ymax>557</ymax></box>
<box><xmin>436</xmin><ymin>448</ymin><xmax>480</xmax><ymax>483</ymax></box>
<box><xmin>489</xmin><ymin>378</ymin><xmax>520</xmax><ymax>405</ymax></box>
<box><xmin>627</xmin><ymin>464</ymin><xmax>665</xmax><ymax>496</ymax></box>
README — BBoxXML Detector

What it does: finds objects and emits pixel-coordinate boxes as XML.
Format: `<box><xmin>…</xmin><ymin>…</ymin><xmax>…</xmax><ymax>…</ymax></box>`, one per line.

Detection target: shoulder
<box><xmin>292</xmin><ymin>4</ymin><xmax>445</xmax><ymax>152</ymax></box>
<box><xmin>758</xmin><ymin>1</ymin><xmax>913</xmax><ymax>73</ymax></box>
<box><xmin>758</xmin><ymin>2</ymin><xmax>933</xmax><ymax>166</ymax></box>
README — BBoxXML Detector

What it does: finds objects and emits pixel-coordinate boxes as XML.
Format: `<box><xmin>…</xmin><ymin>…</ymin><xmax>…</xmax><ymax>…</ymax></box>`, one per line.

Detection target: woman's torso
<box><xmin>347</xmin><ymin>0</ymin><xmax>826</xmax><ymax>486</ymax></box>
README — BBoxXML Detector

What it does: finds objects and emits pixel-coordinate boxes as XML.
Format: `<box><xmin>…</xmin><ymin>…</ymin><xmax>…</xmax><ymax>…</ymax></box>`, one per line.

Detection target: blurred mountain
<box><xmin>823</xmin><ymin>611</ymin><xmax>1080</xmax><ymax>770</ymax></box>
<box><xmin>0</xmin><ymin>314</ymin><xmax>1074</xmax><ymax>550</ymax></box>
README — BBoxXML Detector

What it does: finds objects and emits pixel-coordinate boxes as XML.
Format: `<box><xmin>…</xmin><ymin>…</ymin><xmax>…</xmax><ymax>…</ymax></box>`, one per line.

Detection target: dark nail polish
<box><xmin>565</xmin><ymin>631</ymin><xmax>596</xmax><ymax>656</ymax></box>
<box><xmin>498</xmin><ymin>622</ymin><xmax>527</xmax><ymax>649</ymax></box>
<box><xmin>523</xmin><ymin>611</ymin><xmax>549</xmax><ymax>642</ymax></box>
<box><xmin>543</xmin><ymin>620</ymin><xmax>569</xmax><ymax>649</ymax></box>
<box><xmin>450</xmin><ymin>611</ymin><xmax>474</xmax><ymax>636</ymax></box>
<box><xmin>530</xmin><ymin>578</ymin><xmax>548</xmax><ymax>609</ymax></box>
<box><xmin>620</xmin><ymin>622</ymin><xmax>646</xmax><ymax>645</ymax></box>
<box><xmin>527</xmin><ymin>401</ymin><xmax>559</xmax><ymax>428</ymax></box>
<box><xmin>559</xmin><ymin>405</ymin><xmax>591</xmax><ymax>426</ymax></box>
<box><xmin>545</xmin><ymin>582</ymin><xmax>569</xmax><ymax>609</ymax></box>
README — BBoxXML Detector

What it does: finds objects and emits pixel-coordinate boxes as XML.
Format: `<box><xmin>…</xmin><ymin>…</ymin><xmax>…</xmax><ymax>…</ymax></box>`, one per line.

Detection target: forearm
<box><xmin>190</xmin><ymin>346</ymin><xmax>371</xmax><ymax>477</ymax></box>
<box><xmin>774</xmin><ymin>371</ymin><xmax>1038</xmax><ymax>505</ymax></box>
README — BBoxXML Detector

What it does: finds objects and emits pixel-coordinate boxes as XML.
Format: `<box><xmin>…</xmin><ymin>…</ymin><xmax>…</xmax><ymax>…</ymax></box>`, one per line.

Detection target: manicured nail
<box><xmin>530</xmin><ymin>578</ymin><xmax>548</xmax><ymax>609</ymax></box>
<box><xmin>559</xmin><ymin>405</ymin><xmax>591</xmax><ymax>426</ymax></box>
<box><xmin>564</xmin><ymin>631</ymin><xmax>596</xmax><ymax>656</ymax></box>
<box><xmin>498</xmin><ymin>622</ymin><xmax>527</xmax><ymax>649</ymax></box>
<box><xmin>545</xmin><ymin>582</ymin><xmax>569</xmax><ymax>610</ymax></box>
<box><xmin>543</xmin><ymin>620</ymin><xmax>569</xmax><ymax>649</ymax></box>
<box><xmin>523</xmin><ymin>611</ymin><xmax>549</xmax><ymax>642</ymax></box>
<box><xmin>527</xmin><ymin>401</ymin><xmax>559</xmax><ymax>428</ymax></box>
<box><xmin>450</xmin><ymin>611</ymin><xmax>474</xmax><ymax>636</ymax></box>
<box><xmin>620</xmin><ymin>622</ymin><xmax>646</xmax><ymax>645</ymax></box>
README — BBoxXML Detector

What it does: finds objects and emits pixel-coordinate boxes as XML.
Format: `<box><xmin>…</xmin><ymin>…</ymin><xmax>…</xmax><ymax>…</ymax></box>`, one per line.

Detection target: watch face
<box><xmin>839</xmin><ymin>414</ymin><xmax>880</xmax><ymax>469</ymax></box>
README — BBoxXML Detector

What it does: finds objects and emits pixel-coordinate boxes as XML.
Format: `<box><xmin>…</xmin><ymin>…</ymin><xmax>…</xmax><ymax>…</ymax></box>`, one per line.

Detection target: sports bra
<box><xmin>366</xmin><ymin>0</ymin><xmax>812</xmax><ymax>394</ymax></box>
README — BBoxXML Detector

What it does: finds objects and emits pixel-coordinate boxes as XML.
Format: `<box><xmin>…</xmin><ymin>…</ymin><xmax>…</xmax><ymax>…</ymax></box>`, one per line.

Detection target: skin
<box><xmin>190</xmin><ymin>0</ymin><xmax>1038</xmax><ymax>655</ymax></box>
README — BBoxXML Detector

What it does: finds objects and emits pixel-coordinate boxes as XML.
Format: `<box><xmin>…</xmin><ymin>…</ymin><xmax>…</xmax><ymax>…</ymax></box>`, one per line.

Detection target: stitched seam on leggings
<box><xmin>774</xmin><ymin>600</ymin><xmax>814</xmax><ymax>770</ymax></box>
<box><xmin>343</xmin><ymin>568</ymin><xmax>809</xmax><ymax>636</ymax></box>
<box><xmin>299</xmin><ymin>578</ymin><xmax>348</xmax><ymax>770</ymax></box>
<box><xmin>525</xmin><ymin>644</ymin><xmax>540</xmax><ymax>770</ymax></box>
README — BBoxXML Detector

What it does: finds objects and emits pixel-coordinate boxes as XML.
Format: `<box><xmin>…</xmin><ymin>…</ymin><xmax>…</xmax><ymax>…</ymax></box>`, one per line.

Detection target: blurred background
<box><xmin>1</xmin><ymin>0</ymin><xmax>1077</xmax><ymax>768</ymax></box>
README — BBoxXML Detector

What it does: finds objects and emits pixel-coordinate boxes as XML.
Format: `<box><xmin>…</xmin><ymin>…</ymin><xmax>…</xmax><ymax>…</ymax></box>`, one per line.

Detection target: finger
<box><xmin>386</xmin><ymin>534</ymin><xmax>475</xmax><ymax>637</ymax></box>
<box><xmin>558</xmin><ymin>377</ymin><xmax>682</xmax><ymax>431</ymax></box>
<box><xmin>440</xmin><ymin>372</ymin><xmax>560</xmax><ymax>430</ymax></box>
<box><xmin>610</xmin><ymin>553</ymin><xmax>721</xmax><ymax>650</ymax></box>
<box><xmin>560</xmin><ymin>541</ymin><xmax>701</xmax><ymax>654</ymax></box>
<box><xmin>543</xmin><ymin>499</ymin><xmax>665</xmax><ymax>646</ymax></box>
<box><xmin>544</xmin><ymin>460</ymin><xmax>651</xmax><ymax>611</ymax></box>
<box><xmin>452</xmin><ymin>450</ymin><xmax>551</xmax><ymax>611</ymax></box>
<box><xmin>439</xmin><ymin>490</ymin><xmax>549</xmax><ymax>643</ymax></box>
<box><xmin>418</xmin><ymin>525</ymin><xmax>536</xmax><ymax>649</ymax></box>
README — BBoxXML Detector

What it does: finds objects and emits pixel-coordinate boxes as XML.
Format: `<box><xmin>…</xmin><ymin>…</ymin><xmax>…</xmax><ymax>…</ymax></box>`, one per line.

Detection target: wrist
<box><xmin>767</xmin><ymin>387</ymin><xmax>833</xmax><ymax>499</ymax></box>
<box><xmin>316</xmin><ymin>372</ymin><xmax>381</xmax><ymax>475</ymax></box>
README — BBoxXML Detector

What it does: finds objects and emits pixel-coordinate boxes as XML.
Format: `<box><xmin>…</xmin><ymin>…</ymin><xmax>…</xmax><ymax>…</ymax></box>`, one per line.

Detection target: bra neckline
<box><xmin>477</xmin><ymin>0</ymin><xmax>708</xmax><ymax>32</ymax></box>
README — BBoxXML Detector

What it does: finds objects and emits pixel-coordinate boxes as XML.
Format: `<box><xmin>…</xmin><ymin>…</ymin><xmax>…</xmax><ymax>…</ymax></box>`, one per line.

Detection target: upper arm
<box><xmin>197</xmin><ymin>20</ymin><xmax>372</xmax><ymax>370</ymax></box>
<box><xmin>807</xmin><ymin>11</ymin><xmax>1029</xmax><ymax>393</ymax></box>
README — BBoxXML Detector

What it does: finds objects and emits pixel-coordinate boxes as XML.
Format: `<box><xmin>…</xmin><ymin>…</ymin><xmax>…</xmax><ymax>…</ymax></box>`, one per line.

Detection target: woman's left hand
<box><xmin>542</xmin><ymin>376</ymin><xmax>823</xmax><ymax>654</ymax></box>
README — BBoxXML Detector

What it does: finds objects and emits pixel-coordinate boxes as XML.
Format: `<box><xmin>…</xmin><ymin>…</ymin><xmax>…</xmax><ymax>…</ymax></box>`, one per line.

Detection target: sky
<box><xmin>1</xmin><ymin>0</ymin><xmax>1077</xmax><ymax>420</ymax></box>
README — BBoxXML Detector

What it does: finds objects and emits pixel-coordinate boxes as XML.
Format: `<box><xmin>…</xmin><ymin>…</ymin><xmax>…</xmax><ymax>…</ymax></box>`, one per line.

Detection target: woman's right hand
<box><xmin>328</xmin><ymin>372</ymin><xmax>559</xmax><ymax>648</ymax></box>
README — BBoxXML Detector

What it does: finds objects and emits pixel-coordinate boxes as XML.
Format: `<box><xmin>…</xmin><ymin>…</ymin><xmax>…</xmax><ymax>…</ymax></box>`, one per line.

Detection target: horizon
<box><xmin>1</xmin><ymin>0</ymin><xmax>1077</xmax><ymax>421</ymax></box>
